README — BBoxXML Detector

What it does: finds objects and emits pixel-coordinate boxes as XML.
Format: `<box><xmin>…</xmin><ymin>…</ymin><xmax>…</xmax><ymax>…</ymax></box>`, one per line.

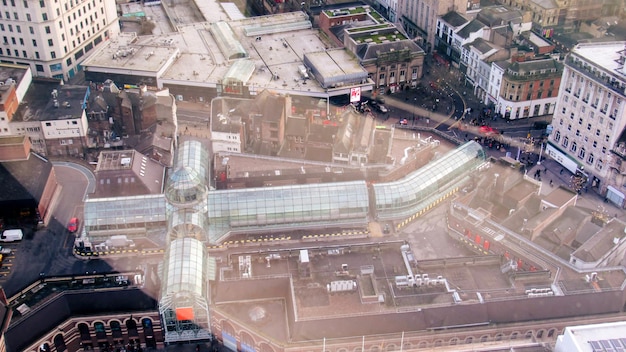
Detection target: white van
<box><xmin>1</xmin><ymin>229</ymin><xmax>23</xmax><ymax>242</ymax></box>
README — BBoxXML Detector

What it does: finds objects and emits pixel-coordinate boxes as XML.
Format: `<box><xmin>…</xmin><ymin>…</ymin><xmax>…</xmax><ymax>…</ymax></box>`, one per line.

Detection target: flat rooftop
<box><xmin>572</xmin><ymin>41</ymin><xmax>626</xmax><ymax>75</ymax></box>
<box><xmin>83</xmin><ymin>11</ymin><xmax>370</xmax><ymax>97</ymax></box>
<box><xmin>13</xmin><ymin>81</ymin><xmax>86</xmax><ymax>122</ymax></box>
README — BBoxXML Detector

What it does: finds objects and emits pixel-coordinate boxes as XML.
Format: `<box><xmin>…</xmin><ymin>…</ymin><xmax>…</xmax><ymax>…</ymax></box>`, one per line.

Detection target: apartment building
<box><xmin>0</xmin><ymin>0</ymin><xmax>119</xmax><ymax>81</ymax></box>
<box><xmin>547</xmin><ymin>42</ymin><xmax>626</xmax><ymax>206</ymax></box>
<box><xmin>494</xmin><ymin>57</ymin><xmax>562</xmax><ymax>119</ymax></box>
<box><xmin>462</xmin><ymin>38</ymin><xmax>509</xmax><ymax>102</ymax></box>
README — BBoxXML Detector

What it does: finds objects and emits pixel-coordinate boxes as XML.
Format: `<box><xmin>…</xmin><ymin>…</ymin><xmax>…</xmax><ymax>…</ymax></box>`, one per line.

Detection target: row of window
<box><xmin>0</xmin><ymin>0</ymin><xmax>98</xmax><ymax>13</ymax></box>
<box><xmin>0</xmin><ymin>0</ymin><xmax>50</xmax><ymax>8</ymax></box>
<box><xmin>565</xmin><ymin>75</ymin><xmax>621</xmax><ymax>117</ymax></box>
<box><xmin>553</xmin><ymin>131</ymin><xmax>605</xmax><ymax>170</ymax></box>
<box><xmin>0</xmin><ymin>24</ymin><xmax>103</xmax><ymax>63</ymax></box>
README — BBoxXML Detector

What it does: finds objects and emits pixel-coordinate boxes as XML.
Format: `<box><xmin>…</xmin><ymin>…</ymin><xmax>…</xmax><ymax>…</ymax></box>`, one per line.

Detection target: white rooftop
<box><xmin>82</xmin><ymin>11</ymin><xmax>371</xmax><ymax>97</ymax></box>
<box><xmin>555</xmin><ymin>321</ymin><xmax>626</xmax><ymax>352</ymax></box>
<box><xmin>573</xmin><ymin>41</ymin><xmax>626</xmax><ymax>75</ymax></box>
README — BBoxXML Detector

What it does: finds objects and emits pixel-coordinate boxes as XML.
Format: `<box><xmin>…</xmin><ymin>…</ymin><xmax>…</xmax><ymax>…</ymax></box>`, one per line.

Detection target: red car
<box><xmin>68</xmin><ymin>217</ymin><xmax>79</xmax><ymax>233</ymax></box>
<box><xmin>479</xmin><ymin>125</ymin><xmax>498</xmax><ymax>135</ymax></box>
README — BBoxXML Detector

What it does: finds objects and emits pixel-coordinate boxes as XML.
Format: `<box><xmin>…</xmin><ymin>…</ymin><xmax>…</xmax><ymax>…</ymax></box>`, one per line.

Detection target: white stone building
<box><xmin>547</xmin><ymin>42</ymin><xmax>626</xmax><ymax>206</ymax></box>
<box><xmin>0</xmin><ymin>0</ymin><xmax>120</xmax><ymax>81</ymax></box>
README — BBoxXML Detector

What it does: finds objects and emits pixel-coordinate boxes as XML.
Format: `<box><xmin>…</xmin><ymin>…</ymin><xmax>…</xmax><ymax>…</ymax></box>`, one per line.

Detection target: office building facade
<box><xmin>0</xmin><ymin>0</ymin><xmax>119</xmax><ymax>81</ymax></box>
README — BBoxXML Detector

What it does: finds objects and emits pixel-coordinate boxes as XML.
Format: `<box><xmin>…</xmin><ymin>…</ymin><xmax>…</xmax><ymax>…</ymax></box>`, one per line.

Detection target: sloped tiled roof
<box><xmin>441</xmin><ymin>11</ymin><xmax>469</xmax><ymax>28</ymax></box>
<box><xmin>457</xmin><ymin>19</ymin><xmax>487</xmax><ymax>39</ymax></box>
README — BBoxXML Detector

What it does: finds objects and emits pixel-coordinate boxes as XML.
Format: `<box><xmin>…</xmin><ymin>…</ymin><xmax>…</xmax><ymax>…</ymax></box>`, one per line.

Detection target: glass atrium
<box><xmin>373</xmin><ymin>141</ymin><xmax>486</xmax><ymax>219</ymax></box>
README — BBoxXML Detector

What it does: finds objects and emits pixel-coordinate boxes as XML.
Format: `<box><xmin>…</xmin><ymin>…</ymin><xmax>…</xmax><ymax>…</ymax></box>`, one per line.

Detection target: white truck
<box><xmin>0</xmin><ymin>229</ymin><xmax>23</xmax><ymax>242</ymax></box>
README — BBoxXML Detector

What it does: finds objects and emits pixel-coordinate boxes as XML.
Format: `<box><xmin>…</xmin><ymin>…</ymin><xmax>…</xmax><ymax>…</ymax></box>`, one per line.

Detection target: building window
<box><xmin>587</xmin><ymin>123</ymin><xmax>591</xmax><ymax>130</ymax></box>
<box><xmin>42</xmin><ymin>13</ymin><xmax>47</xmax><ymax>21</ymax></box>
<box><xmin>29</xmin><ymin>26</ymin><xmax>33</xmax><ymax>34</ymax></box>
<box><xmin>50</xmin><ymin>51</ymin><xmax>56</xmax><ymax>58</ymax></box>
<box><xmin>563</xmin><ymin>137</ymin><xmax>569</xmax><ymax>148</ymax></box>
<box><xmin>605</xmin><ymin>135</ymin><xmax>610</xmax><ymax>142</ymax></box>
<box><xmin>587</xmin><ymin>153</ymin><xmax>594</xmax><ymax>164</ymax></box>
<box><xmin>571</xmin><ymin>142</ymin><xmax>577</xmax><ymax>152</ymax></box>
<box><xmin>596</xmin><ymin>129</ymin><xmax>600</xmax><ymax>136</ymax></box>
<box><xmin>48</xmin><ymin>39</ymin><xmax>53</xmax><ymax>46</ymax></box>
<box><xmin>578</xmin><ymin>148</ymin><xmax>585</xmax><ymax>159</ymax></box>
<box><xmin>36</xmin><ymin>64</ymin><xmax>43</xmax><ymax>72</ymax></box>
<box><xmin>593</xmin><ymin>140</ymin><xmax>597</xmax><ymax>148</ymax></box>
<box><xmin>596</xmin><ymin>159</ymin><xmax>603</xmax><ymax>170</ymax></box>
<box><xmin>35</xmin><ymin>51</ymin><xmax>39</xmax><ymax>59</ymax></box>
<box><xmin>554</xmin><ymin>131</ymin><xmax>560</xmax><ymax>142</ymax></box>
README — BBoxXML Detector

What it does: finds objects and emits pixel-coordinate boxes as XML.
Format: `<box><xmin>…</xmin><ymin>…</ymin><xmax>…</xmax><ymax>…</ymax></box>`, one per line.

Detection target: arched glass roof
<box><xmin>165</xmin><ymin>141</ymin><xmax>209</xmax><ymax>205</ymax></box>
<box><xmin>84</xmin><ymin>194</ymin><xmax>167</xmax><ymax>231</ymax></box>
<box><xmin>209</xmin><ymin>21</ymin><xmax>247</xmax><ymax>60</ymax></box>
<box><xmin>175</xmin><ymin>140</ymin><xmax>209</xmax><ymax>181</ymax></box>
<box><xmin>162</xmin><ymin>237</ymin><xmax>206</xmax><ymax>297</ymax></box>
<box><xmin>373</xmin><ymin>141</ymin><xmax>486</xmax><ymax>218</ymax></box>
<box><xmin>169</xmin><ymin>209</ymin><xmax>209</xmax><ymax>241</ymax></box>
<box><xmin>207</xmin><ymin>181</ymin><xmax>369</xmax><ymax>239</ymax></box>
<box><xmin>223</xmin><ymin>60</ymin><xmax>256</xmax><ymax>85</ymax></box>
<box><xmin>165</xmin><ymin>167</ymin><xmax>208</xmax><ymax>205</ymax></box>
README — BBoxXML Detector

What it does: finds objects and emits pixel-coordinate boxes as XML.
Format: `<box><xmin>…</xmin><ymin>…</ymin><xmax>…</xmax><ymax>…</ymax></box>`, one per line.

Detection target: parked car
<box><xmin>68</xmin><ymin>217</ymin><xmax>79</xmax><ymax>233</ymax></box>
<box><xmin>0</xmin><ymin>229</ymin><xmax>23</xmax><ymax>242</ymax></box>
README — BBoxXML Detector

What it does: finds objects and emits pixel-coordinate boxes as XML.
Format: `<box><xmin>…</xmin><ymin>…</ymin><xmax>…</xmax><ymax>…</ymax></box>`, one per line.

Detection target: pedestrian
<box><xmin>549</xmin><ymin>179</ymin><xmax>553</xmax><ymax>187</ymax></box>
<box><xmin>559</xmin><ymin>168</ymin><xmax>564</xmax><ymax>175</ymax></box>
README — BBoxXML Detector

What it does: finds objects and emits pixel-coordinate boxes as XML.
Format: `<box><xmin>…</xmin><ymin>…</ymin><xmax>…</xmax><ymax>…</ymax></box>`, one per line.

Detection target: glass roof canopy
<box><xmin>373</xmin><ymin>141</ymin><xmax>486</xmax><ymax>219</ymax></box>
<box><xmin>165</xmin><ymin>140</ymin><xmax>210</xmax><ymax>206</ymax></box>
<box><xmin>83</xmin><ymin>142</ymin><xmax>486</xmax><ymax>242</ymax></box>
<box><xmin>84</xmin><ymin>194</ymin><xmax>167</xmax><ymax>233</ymax></box>
<box><xmin>210</xmin><ymin>22</ymin><xmax>247</xmax><ymax>60</ymax></box>
<box><xmin>207</xmin><ymin>180</ymin><xmax>370</xmax><ymax>240</ymax></box>
<box><xmin>162</xmin><ymin>237</ymin><xmax>206</xmax><ymax>297</ymax></box>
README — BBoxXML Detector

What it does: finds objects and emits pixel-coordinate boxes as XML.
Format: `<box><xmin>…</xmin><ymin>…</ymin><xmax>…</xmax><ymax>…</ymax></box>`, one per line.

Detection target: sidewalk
<box><xmin>525</xmin><ymin>158</ymin><xmax>626</xmax><ymax>221</ymax></box>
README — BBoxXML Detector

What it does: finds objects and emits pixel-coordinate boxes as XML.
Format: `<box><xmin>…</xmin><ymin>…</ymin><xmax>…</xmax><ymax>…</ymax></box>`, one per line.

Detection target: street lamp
<box><xmin>412</xmin><ymin>97</ymin><xmax>417</xmax><ymax>125</ymax></box>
